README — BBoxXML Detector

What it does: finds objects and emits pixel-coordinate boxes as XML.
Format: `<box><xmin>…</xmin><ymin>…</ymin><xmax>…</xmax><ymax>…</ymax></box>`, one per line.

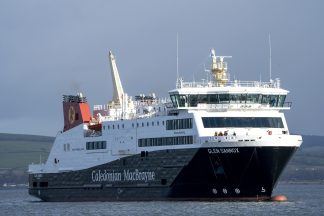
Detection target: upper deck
<box><xmin>171</xmin><ymin>78</ymin><xmax>286</xmax><ymax>94</ymax></box>
<box><xmin>93</xmin><ymin>49</ymin><xmax>292</xmax><ymax>123</ymax></box>
<box><xmin>167</xmin><ymin>78</ymin><xmax>290</xmax><ymax>111</ymax></box>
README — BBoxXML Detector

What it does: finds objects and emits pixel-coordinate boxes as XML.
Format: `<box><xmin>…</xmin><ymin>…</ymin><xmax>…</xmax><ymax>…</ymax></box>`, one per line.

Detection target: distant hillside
<box><xmin>0</xmin><ymin>133</ymin><xmax>54</xmax><ymax>184</ymax></box>
<box><xmin>0</xmin><ymin>133</ymin><xmax>54</xmax><ymax>142</ymax></box>
<box><xmin>280</xmin><ymin>135</ymin><xmax>324</xmax><ymax>182</ymax></box>
<box><xmin>0</xmin><ymin>133</ymin><xmax>323</xmax><ymax>184</ymax></box>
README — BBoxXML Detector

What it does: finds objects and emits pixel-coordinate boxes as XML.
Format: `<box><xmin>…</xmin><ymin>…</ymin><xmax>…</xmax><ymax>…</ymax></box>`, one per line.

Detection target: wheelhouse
<box><xmin>169</xmin><ymin>93</ymin><xmax>287</xmax><ymax>108</ymax></box>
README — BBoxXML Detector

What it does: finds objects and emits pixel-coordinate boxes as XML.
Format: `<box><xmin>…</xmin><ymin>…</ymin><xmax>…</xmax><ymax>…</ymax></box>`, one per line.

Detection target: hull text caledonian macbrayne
<box><xmin>28</xmin><ymin>49</ymin><xmax>302</xmax><ymax>201</ymax></box>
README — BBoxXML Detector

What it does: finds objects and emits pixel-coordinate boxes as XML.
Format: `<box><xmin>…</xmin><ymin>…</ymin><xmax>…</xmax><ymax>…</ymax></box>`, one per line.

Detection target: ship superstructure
<box><xmin>28</xmin><ymin>49</ymin><xmax>302</xmax><ymax>201</ymax></box>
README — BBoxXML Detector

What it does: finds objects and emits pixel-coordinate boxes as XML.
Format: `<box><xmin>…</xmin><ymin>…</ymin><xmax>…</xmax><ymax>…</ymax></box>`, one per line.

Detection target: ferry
<box><xmin>28</xmin><ymin>49</ymin><xmax>302</xmax><ymax>201</ymax></box>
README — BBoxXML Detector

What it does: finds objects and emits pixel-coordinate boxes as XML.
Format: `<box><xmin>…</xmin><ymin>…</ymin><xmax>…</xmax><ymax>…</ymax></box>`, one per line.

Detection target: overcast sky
<box><xmin>0</xmin><ymin>0</ymin><xmax>323</xmax><ymax>136</ymax></box>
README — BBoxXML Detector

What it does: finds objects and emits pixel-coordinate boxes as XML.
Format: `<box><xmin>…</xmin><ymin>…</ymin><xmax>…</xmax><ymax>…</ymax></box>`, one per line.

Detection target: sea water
<box><xmin>0</xmin><ymin>183</ymin><xmax>323</xmax><ymax>216</ymax></box>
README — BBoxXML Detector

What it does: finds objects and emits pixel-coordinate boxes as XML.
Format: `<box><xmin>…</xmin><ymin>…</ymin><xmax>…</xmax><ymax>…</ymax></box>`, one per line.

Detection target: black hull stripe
<box><xmin>29</xmin><ymin>146</ymin><xmax>298</xmax><ymax>201</ymax></box>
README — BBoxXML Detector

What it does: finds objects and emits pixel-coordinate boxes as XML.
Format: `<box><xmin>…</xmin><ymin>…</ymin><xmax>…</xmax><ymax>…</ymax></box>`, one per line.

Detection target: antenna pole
<box><xmin>176</xmin><ymin>33</ymin><xmax>179</xmax><ymax>81</ymax></box>
<box><xmin>269</xmin><ymin>34</ymin><xmax>272</xmax><ymax>81</ymax></box>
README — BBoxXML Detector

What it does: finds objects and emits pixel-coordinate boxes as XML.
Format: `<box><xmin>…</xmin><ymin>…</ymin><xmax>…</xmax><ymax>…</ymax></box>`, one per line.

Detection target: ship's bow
<box><xmin>169</xmin><ymin>135</ymin><xmax>302</xmax><ymax>200</ymax></box>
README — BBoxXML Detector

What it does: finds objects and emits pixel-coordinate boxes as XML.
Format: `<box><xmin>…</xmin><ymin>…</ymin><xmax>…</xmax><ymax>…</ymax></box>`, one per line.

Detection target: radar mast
<box><xmin>210</xmin><ymin>49</ymin><xmax>231</xmax><ymax>87</ymax></box>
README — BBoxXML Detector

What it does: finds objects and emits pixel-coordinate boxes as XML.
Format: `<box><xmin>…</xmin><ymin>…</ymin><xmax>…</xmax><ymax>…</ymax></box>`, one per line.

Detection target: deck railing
<box><xmin>177</xmin><ymin>79</ymin><xmax>281</xmax><ymax>89</ymax></box>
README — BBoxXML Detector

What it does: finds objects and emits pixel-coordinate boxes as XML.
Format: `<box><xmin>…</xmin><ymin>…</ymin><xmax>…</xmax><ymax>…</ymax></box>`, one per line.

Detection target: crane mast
<box><xmin>108</xmin><ymin>51</ymin><xmax>125</xmax><ymax>106</ymax></box>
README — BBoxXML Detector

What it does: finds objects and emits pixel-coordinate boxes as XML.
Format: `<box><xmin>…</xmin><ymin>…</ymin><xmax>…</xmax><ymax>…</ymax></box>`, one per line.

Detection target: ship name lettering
<box><xmin>208</xmin><ymin>148</ymin><xmax>239</xmax><ymax>154</ymax></box>
<box><xmin>220</xmin><ymin>148</ymin><xmax>239</xmax><ymax>154</ymax></box>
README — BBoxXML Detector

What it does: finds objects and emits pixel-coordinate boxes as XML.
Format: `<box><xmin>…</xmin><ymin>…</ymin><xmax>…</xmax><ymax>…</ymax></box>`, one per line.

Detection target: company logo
<box><xmin>68</xmin><ymin>106</ymin><xmax>76</xmax><ymax>124</ymax></box>
<box><xmin>91</xmin><ymin>169</ymin><xmax>156</xmax><ymax>183</ymax></box>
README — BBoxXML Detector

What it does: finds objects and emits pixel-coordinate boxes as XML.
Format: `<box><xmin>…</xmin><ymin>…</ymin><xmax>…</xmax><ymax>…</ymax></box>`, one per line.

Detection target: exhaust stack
<box><xmin>62</xmin><ymin>93</ymin><xmax>91</xmax><ymax>132</ymax></box>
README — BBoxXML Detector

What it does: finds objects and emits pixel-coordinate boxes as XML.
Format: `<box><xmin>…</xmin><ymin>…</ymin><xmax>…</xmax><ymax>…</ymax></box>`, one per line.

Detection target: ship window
<box><xmin>142</xmin><ymin>122</ymin><xmax>144</xmax><ymax>127</ymax></box>
<box><xmin>202</xmin><ymin>117</ymin><xmax>284</xmax><ymax>128</ymax></box>
<box><xmin>108</xmin><ymin>125</ymin><xmax>110</xmax><ymax>130</ymax></box>
<box><xmin>170</xmin><ymin>94</ymin><xmax>188</xmax><ymax>107</ymax></box>
<box><xmin>185</xmin><ymin>94</ymin><xmax>285</xmax><ymax>107</ymax></box>
<box><xmin>117</xmin><ymin>124</ymin><xmax>119</xmax><ymax>129</ymax></box>
<box><xmin>33</xmin><ymin>182</ymin><xmax>37</xmax><ymax>187</ymax></box>
<box><xmin>157</xmin><ymin>121</ymin><xmax>159</xmax><ymax>126</ymax></box>
<box><xmin>166</xmin><ymin>118</ymin><xmax>193</xmax><ymax>130</ymax></box>
<box><xmin>113</xmin><ymin>125</ymin><xmax>115</xmax><ymax>129</ymax></box>
<box><xmin>197</xmin><ymin>94</ymin><xmax>208</xmax><ymax>104</ymax></box>
<box><xmin>138</xmin><ymin>135</ymin><xmax>194</xmax><ymax>147</ymax></box>
<box><xmin>229</xmin><ymin>94</ymin><xmax>237</xmax><ymax>103</ymax></box>
<box><xmin>122</xmin><ymin>124</ymin><xmax>124</xmax><ymax>129</ymax></box>
<box><xmin>179</xmin><ymin>95</ymin><xmax>187</xmax><ymax>107</ymax></box>
<box><xmin>170</xmin><ymin>94</ymin><xmax>178</xmax><ymax>107</ymax></box>
<box><xmin>246</xmin><ymin>94</ymin><xmax>261</xmax><ymax>103</ymax></box>
<box><xmin>278</xmin><ymin>95</ymin><xmax>286</xmax><ymax>107</ymax></box>
<box><xmin>269</xmin><ymin>95</ymin><xmax>278</xmax><ymax>107</ymax></box>
<box><xmin>239</xmin><ymin>94</ymin><xmax>247</xmax><ymax>103</ymax></box>
<box><xmin>152</xmin><ymin>122</ymin><xmax>154</xmax><ymax>126</ymax></box>
<box><xmin>132</xmin><ymin>123</ymin><xmax>134</xmax><ymax>128</ymax></box>
<box><xmin>162</xmin><ymin>121</ymin><xmax>165</xmax><ymax>125</ymax></box>
<box><xmin>209</xmin><ymin>94</ymin><xmax>218</xmax><ymax>104</ymax></box>
<box><xmin>189</xmin><ymin>94</ymin><xmax>198</xmax><ymax>107</ymax></box>
<box><xmin>261</xmin><ymin>95</ymin><xmax>270</xmax><ymax>105</ymax></box>
<box><xmin>147</xmin><ymin>122</ymin><xmax>149</xmax><ymax>127</ymax></box>
<box><xmin>86</xmin><ymin>141</ymin><xmax>107</xmax><ymax>150</ymax></box>
<box><xmin>219</xmin><ymin>94</ymin><xmax>229</xmax><ymax>103</ymax></box>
